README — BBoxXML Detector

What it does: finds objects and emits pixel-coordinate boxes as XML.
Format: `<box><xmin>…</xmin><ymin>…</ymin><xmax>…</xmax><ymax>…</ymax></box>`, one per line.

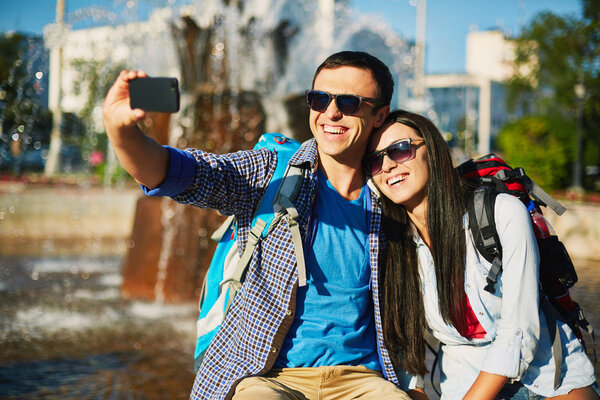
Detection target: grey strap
<box><xmin>222</xmin><ymin>280</ymin><xmax>241</xmax><ymax>315</ymax></box>
<box><xmin>423</xmin><ymin>329</ymin><xmax>440</xmax><ymax>350</ymax></box>
<box><xmin>274</xmin><ymin>165</ymin><xmax>304</xmax><ymax>205</ymax></box>
<box><xmin>210</xmin><ymin>215</ymin><xmax>236</xmax><ymax>241</ymax></box>
<box><xmin>473</xmin><ymin>189</ymin><xmax>496</xmax><ymax>250</ymax></box>
<box><xmin>280</xmin><ymin>197</ymin><xmax>307</xmax><ymax>287</ymax></box>
<box><xmin>217</xmin><ymin>220</ymin><xmax>266</xmax><ymax>315</ymax></box>
<box><xmin>523</xmin><ymin>174</ymin><xmax>567</xmax><ymax>215</ymax></box>
<box><xmin>494</xmin><ymin>169</ymin><xmax>566</xmax><ymax>215</ymax></box>
<box><xmin>273</xmin><ymin>165</ymin><xmax>307</xmax><ymax>288</ymax></box>
<box><xmin>484</xmin><ymin>256</ymin><xmax>502</xmax><ymax>294</ymax></box>
<box><xmin>234</xmin><ymin>219</ymin><xmax>267</xmax><ymax>283</ymax></box>
<box><xmin>541</xmin><ymin>298</ymin><xmax>563</xmax><ymax>390</ymax></box>
<box><xmin>471</xmin><ymin>188</ymin><xmax>503</xmax><ymax>293</ymax></box>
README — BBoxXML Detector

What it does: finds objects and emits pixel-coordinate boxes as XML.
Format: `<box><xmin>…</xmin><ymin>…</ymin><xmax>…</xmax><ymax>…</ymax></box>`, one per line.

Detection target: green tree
<box><xmin>70</xmin><ymin>58</ymin><xmax>128</xmax><ymax>183</ymax></box>
<box><xmin>498</xmin><ymin>115</ymin><xmax>575</xmax><ymax>190</ymax></box>
<box><xmin>506</xmin><ymin>0</ymin><xmax>599</xmax><ymax>190</ymax></box>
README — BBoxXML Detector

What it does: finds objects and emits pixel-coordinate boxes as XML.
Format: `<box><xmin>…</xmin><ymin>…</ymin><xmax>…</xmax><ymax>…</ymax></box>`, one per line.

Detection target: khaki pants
<box><xmin>233</xmin><ymin>365</ymin><xmax>411</xmax><ymax>400</ymax></box>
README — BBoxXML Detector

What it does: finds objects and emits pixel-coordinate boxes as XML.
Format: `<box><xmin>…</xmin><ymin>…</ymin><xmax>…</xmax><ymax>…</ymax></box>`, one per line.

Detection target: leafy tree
<box><xmin>70</xmin><ymin>58</ymin><xmax>128</xmax><ymax>183</ymax></box>
<box><xmin>498</xmin><ymin>115</ymin><xmax>574</xmax><ymax>190</ymax></box>
<box><xmin>506</xmin><ymin>0</ymin><xmax>599</xmax><ymax>190</ymax></box>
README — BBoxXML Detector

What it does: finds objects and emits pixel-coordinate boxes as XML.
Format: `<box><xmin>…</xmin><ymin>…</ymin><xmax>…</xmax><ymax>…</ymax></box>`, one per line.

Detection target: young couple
<box><xmin>102</xmin><ymin>50</ymin><xmax>597</xmax><ymax>400</ymax></box>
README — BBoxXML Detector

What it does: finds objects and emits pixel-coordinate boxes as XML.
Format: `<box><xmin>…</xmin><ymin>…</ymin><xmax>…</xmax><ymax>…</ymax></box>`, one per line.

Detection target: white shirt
<box><xmin>415</xmin><ymin>194</ymin><xmax>596</xmax><ymax>399</ymax></box>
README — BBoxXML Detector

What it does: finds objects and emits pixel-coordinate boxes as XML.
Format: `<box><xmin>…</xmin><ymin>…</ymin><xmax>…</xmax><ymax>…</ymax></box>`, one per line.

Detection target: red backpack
<box><xmin>457</xmin><ymin>154</ymin><xmax>594</xmax><ymax>389</ymax></box>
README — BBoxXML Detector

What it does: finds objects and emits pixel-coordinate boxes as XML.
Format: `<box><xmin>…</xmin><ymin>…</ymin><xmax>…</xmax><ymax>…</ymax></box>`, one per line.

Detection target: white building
<box><xmin>44</xmin><ymin>8</ymin><xmax>178</xmax><ymax>134</ymax></box>
<box><xmin>44</xmin><ymin>1</ymin><xmax>413</xmax><ymax>139</ymax></box>
<box><xmin>424</xmin><ymin>30</ymin><xmax>524</xmax><ymax>156</ymax></box>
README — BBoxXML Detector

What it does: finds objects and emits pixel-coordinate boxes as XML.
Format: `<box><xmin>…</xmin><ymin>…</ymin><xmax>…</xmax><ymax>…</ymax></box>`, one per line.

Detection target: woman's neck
<box><xmin>406</xmin><ymin>201</ymin><xmax>431</xmax><ymax>248</ymax></box>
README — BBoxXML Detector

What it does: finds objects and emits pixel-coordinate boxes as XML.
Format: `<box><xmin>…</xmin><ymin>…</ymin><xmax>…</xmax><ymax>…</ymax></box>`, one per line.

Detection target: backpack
<box><xmin>457</xmin><ymin>153</ymin><xmax>595</xmax><ymax>389</ymax></box>
<box><xmin>193</xmin><ymin>133</ymin><xmax>307</xmax><ymax>372</ymax></box>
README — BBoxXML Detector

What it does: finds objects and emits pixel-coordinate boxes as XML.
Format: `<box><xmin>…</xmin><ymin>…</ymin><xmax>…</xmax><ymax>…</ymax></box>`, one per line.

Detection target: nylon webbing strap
<box><xmin>280</xmin><ymin>197</ymin><xmax>307</xmax><ymax>287</ymax></box>
<box><xmin>494</xmin><ymin>169</ymin><xmax>566</xmax><ymax>215</ymax></box>
<box><xmin>211</xmin><ymin>215</ymin><xmax>235</xmax><ymax>241</ymax></box>
<box><xmin>217</xmin><ymin>219</ymin><xmax>267</xmax><ymax>312</ymax></box>
<box><xmin>522</xmin><ymin>174</ymin><xmax>566</xmax><ymax>216</ymax></box>
<box><xmin>423</xmin><ymin>329</ymin><xmax>441</xmax><ymax>397</ymax></box>
<box><xmin>470</xmin><ymin>188</ymin><xmax>503</xmax><ymax>293</ymax></box>
<box><xmin>223</xmin><ymin>280</ymin><xmax>241</xmax><ymax>316</ymax></box>
<box><xmin>541</xmin><ymin>298</ymin><xmax>564</xmax><ymax>390</ymax></box>
<box><xmin>475</xmin><ymin>190</ymin><xmax>498</xmax><ymax>253</ymax></box>
<box><xmin>233</xmin><ymin>219</ymin><xmax>267</xmax><ymax>283</ymax></box>
<box><xmin>484</xmin><ymin>256</ymin><xmax>502</xmax><ymax>294</ymax></box>
<box><xmin>273</xmin><ymin>165</ymin><xmax>307</xmax><ymax>288</ymax></box>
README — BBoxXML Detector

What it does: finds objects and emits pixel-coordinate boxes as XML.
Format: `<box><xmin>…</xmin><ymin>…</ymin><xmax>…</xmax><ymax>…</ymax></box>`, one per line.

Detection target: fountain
<box><xmin>0</xmin><ymin>1</ymin><xmax>419</xmax><ymax>397</ymax></box>
<box><xmin>52</xmin><ymin>0</ymin><xmax>416</xmax><ymax>303</ymax></box>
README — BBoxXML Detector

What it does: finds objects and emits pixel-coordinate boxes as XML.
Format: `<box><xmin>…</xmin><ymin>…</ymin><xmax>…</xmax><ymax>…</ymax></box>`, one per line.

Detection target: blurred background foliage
<box><xmin>503</xmin><ymin>0</ymin><xmax>599</xmax><ymax>191</ymax></box>
<box><xmin>498</xmin><ymin>116</ymin><xmax>574</xmax><ymax>190</ymax></box>
<box><xmin>0</xmin><ymin>0</ymin><xmax>599</xmax><ymax>193</ymax></box>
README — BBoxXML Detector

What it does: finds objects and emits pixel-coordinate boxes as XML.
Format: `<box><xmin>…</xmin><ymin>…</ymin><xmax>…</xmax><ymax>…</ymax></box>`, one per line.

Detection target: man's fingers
<box><xmin>131</xmin><ymin>108</ymin><xmax>146</xmax><ymax>121</ymax></box>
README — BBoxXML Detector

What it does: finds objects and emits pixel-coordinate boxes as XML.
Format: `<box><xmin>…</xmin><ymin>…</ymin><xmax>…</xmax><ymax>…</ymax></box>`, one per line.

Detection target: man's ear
<box><xmin>374</xmin><ymin>105</ymin><xmax>390</xmax><ymax>128</ymax></box>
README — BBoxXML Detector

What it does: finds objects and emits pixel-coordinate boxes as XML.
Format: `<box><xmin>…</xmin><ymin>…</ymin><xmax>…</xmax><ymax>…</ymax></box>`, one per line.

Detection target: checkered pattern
<box><xmin>174</xmin><ymin>139</ymin><xmax>400</xmax><ymax>400</ymax></box>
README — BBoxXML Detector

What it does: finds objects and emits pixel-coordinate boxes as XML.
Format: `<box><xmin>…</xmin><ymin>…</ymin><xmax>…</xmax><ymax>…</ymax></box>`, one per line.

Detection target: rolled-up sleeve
<box><xmin>480</xmin><ymin>194</ymin><xmax>540</xmax><ymax>379</ymax></box>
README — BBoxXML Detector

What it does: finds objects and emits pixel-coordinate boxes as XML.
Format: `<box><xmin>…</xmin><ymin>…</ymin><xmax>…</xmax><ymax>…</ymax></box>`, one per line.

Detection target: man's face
<box><xmin>309</xmin><ymin>66</ymin><xmax>389</xmax><ymax>170</ymax></box>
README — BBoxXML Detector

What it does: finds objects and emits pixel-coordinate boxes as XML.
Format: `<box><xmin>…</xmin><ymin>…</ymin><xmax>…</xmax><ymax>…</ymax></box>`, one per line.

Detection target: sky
<box><xmin>0</xmin><ymin>0</ymin><xmax>583</xmax><ymax>74</ymax></box>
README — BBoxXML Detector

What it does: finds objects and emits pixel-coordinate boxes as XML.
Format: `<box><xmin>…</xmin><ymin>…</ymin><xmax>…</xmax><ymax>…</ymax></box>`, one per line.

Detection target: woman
<box><xmin>365</xmin><ymin>110</ymin><xmax>598</xmax><ymax>400</ymax></box>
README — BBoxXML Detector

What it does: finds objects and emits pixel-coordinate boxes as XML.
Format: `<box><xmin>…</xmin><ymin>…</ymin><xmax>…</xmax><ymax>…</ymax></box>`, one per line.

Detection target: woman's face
<box><xmin>369</xmin><ymin>122</ymin><xmax>429</xmax><ymax>211</ymax></box>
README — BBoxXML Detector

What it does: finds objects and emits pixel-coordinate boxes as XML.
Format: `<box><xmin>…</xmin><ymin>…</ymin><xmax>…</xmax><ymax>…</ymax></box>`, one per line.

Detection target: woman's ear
<box><xmin>374</xmin><ymin>105</ymin><xmax>390</xmax><ymax>128</ymax></box>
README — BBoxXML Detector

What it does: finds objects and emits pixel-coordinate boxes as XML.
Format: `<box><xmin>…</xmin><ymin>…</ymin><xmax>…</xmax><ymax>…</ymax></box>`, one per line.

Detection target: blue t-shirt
<box><xmin>274</xmin><ymin>170</ymin><xmax>381</xmax><ymax>370</ymax></box>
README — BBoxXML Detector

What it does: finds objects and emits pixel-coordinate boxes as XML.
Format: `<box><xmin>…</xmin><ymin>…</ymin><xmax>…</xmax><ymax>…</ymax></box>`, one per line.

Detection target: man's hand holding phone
<box><xmin>102</xmin><ymin>70</ymin><xmax>172</xmax><ymax>189</ymax></box>
<box><xmin>103</xmin><ymin>70</ymin><xmax>148</xmax><ymax>131</ymax></box>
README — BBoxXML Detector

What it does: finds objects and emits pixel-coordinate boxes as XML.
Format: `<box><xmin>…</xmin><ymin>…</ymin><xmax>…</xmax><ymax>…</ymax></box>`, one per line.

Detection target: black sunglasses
<box><xmin>364</xmin><ymin>138</ymin><xmax>425</xmax><ymax>176</ymax></box>
<box><xmin>306</xmin><ymin>90</ymin><xmax>378</xmax><ymax>116</ymax></box>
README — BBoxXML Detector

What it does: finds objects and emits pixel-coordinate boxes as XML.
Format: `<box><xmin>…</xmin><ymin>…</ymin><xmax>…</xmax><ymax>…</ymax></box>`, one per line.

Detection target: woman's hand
<box><xmin>462</xmin><ymin>371</ymin><xmax>507</xmax><ymax>400</ymax></box>
<box><xmin>407</xmin><ymin>388</ymin><xmax>429</xmax><ymax>400</ymax></box>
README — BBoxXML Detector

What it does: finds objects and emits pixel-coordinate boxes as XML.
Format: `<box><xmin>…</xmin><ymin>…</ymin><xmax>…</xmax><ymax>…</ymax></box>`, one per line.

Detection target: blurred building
<box><xmin>43</xmin><ymin>8</ymin><xmax>178</xmax><ymax>135</ymax></box>
<box><xmin>424</xmin><ymin>30</ymin><xmax>526</xmax><ymax>157</ymax></box>
<box><xmin>43</xmin><ymin>1</ymin><xmax>414</xmax><ymax>139</ymax></box>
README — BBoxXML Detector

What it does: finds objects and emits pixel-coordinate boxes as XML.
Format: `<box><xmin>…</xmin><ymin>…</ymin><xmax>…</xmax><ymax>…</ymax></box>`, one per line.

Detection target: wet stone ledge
<box><xmin>1</xmin><ymin>183</ymin><xmax>600</xmax><ymax>261</ymax></box>
<box><xmin>0</xmin><ymin>184</ymin><xmax>140</xmax><ymax>257</ymax></box>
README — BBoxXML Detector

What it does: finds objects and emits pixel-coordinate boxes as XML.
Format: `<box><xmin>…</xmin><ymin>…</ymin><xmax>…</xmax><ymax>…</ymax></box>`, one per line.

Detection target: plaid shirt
<box><xmin>162</xmin><ymin>139</ymin><xmax>408</xmax><ymax>399</ymax></box>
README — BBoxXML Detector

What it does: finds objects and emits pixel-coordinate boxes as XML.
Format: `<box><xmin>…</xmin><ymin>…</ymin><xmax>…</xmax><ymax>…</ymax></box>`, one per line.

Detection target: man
<box><xmin>103</xmin><ymin>51</ymin><xmax>423</xmax><ymax>400</ymax></box>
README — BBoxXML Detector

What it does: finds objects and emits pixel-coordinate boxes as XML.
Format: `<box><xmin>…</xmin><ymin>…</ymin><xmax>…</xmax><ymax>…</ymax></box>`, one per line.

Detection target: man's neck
<box><xmin>317</xmin><ymin>152</ymin><xmax>365</xmax><ymax>201</ymax></box>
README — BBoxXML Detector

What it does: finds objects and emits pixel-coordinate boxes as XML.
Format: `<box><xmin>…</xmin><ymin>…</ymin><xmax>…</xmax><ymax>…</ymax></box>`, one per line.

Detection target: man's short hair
<box><xmin>312</xmin><ymin>51</ymin><xmax>394</xmax><ymax>107</ymax></box>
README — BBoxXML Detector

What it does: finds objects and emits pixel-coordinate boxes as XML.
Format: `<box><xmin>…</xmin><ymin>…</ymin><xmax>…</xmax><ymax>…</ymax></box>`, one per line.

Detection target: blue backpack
<box><xmin>193</xmin><ymin>133</ymin><xmax>307</xmax><ymax>372</ymax></box>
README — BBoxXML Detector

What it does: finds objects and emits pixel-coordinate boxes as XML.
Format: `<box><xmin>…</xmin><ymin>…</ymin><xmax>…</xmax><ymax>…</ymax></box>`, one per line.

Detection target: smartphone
<box><xmin>129</xmin><ymin>77</ymin><xmax>180</xmax><ymax>113</ymax></box>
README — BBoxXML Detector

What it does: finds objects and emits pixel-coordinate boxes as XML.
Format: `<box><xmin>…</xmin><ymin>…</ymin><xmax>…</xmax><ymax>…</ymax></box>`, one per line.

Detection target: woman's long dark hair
<box><xmin>376</xmin><ymin>110</ymin><xmax>471</xmax><ymax>375</ymax></box>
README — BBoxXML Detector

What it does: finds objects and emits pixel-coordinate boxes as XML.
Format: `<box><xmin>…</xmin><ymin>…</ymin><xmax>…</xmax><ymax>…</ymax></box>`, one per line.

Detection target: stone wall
<box><xmin>545</xmin><ymin>201</ymin><xmax>600</xmax><ymax>262</ymax></box>
<box><xmin>1</xmin><ymin>183</ymin><xmax>599</xmax><ymax>261</ymax></box>
<box><xmin>0</xmin><ymin>184</ymin><xmax>140</xmax><ymax>256</ymax></box>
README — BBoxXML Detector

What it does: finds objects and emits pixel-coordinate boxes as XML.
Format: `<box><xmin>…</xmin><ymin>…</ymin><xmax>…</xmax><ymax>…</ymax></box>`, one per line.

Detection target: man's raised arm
<box><xmin>102</xmin><ymin>70</ymin><xmax>170</xmax><ymax>189</ymax></box>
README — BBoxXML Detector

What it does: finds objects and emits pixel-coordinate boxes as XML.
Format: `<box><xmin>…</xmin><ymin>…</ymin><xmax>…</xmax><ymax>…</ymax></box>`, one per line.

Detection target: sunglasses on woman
<box><xmin>306</xmin><ymin>90</ymin><xmax>378</xmax><ymax>116</ymax></box>
<box><xmin>364</xmin><ymin>138</ymin><xmax>425</xmax><ymax>176</ymax></box>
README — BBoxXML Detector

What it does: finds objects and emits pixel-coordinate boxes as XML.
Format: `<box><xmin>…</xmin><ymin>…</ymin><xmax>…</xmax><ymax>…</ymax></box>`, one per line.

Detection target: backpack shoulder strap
<box><xmin>468</xmin><ymin>185</ymin><xmax>502</xmax><ymax>293</ymax></box>
<box><xmin>273</xmin><ymin>164</ymin><xmax>307</xmax><ymax>286</ymax></box>
<box><xmin>470</xmin><ymin>185</ymin><xmax>568</xmax><ymax>388</ymax></box>
<box><xmin>233</xmin><ymin>162</ymin><xmax>306</xmax><ymax>286</ymax></box>
<box><xmin>494</xmin><ymin>167</ymin><xmax>566</xmax><ymax>215</ymax></box>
